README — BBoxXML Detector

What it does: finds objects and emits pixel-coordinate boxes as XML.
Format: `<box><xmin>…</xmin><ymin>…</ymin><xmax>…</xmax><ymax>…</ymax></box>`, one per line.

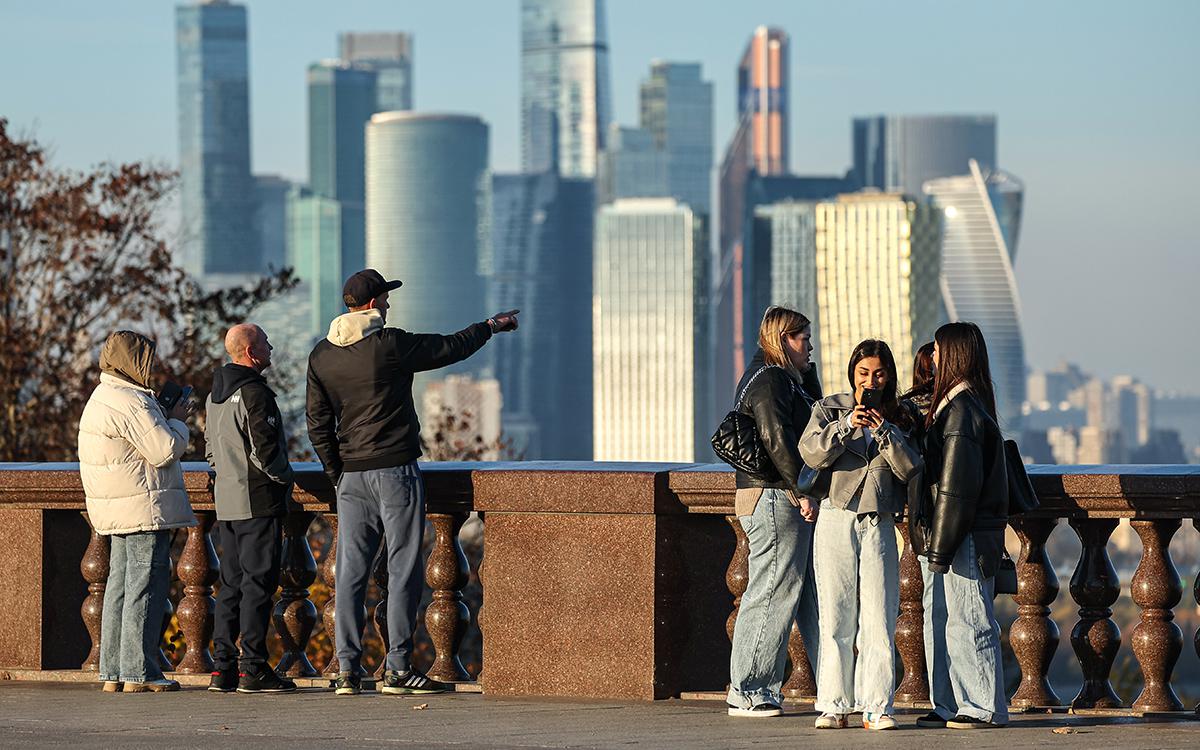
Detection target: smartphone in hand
<box><xmin>859</xmin><ymin>387</ymin><xmax>882</xmax><ymax>411</ymax></box>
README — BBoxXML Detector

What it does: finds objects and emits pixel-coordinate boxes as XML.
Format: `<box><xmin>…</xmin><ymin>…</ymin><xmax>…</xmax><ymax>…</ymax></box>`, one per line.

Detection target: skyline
<box><xmin>2</xmin><ymin>1</ymin><xmax>1198</xmax><ymax>392</ymax></box>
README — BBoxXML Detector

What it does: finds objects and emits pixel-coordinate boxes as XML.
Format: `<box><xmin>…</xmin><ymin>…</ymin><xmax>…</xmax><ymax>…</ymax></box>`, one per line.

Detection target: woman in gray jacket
<box><xmin>799</xmin><ymin>339</ymin><xmax>922</xmax><ymax>730</ymax></box>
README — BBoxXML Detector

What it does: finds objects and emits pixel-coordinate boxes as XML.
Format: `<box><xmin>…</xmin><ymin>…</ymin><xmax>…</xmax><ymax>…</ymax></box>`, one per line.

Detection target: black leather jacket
<box><xmin>908</xmin><ymin>389</ymin><xmax>1008</xmax><ymax>577</ymax></box>
<box><xmin>733</xmin><ymin>350</ymin><xmax>822</xmax><ymax>490</ymax></box>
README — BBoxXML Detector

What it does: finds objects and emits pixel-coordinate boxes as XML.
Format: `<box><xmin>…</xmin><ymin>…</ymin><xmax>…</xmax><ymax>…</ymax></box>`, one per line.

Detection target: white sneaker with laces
<box><xmin>815</xmin><ymin>712</ymin><xmax>849</xmax><ymax>729</ymax></box>
<box><xmin>863</xmin><ymin>712</ymin><xmax>897</xmax><ymax>730</ymax></box>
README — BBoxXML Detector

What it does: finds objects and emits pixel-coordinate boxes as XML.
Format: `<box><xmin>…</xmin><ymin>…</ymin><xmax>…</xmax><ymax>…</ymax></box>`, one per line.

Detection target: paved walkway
<box><xmin>1</xmin><ymin>682</ymin><xmax>1197</xmax><ymax>749</ymax></box>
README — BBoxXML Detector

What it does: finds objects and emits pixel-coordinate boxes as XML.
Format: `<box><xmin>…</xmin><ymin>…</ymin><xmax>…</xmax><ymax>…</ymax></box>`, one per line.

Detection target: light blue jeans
<box><xmin>98</xmin><ymin>531</ymin><xmax>171</xmax><ymax>684</ymax></box>
<box><xmin>921</xmin><ymin>536</ymin><xmax>1008</xmax><ymax>724</ymax></box>
<box><xmin>813</xmin><ymin>502</ymin><xmax>899</xmax><ymax>715</ymax></box>
<box><xmin>727</xmin><ymin>488</ymin><xmax>819</xmax><ymax>709</ymax></box>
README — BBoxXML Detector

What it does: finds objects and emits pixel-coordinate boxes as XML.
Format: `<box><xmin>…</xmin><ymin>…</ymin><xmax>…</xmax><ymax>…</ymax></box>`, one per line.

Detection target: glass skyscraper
<box><xmin>925</xmin><ymin>160</ymin><xmax>1027</xmax><ymax>433</ymax></box>
<box><xmin>489</xmin><ymin>173</ymin><xmax>595</xmax><ymax>459</ymax></box>
<box><xmin>639</xmin><ymin>61</ymin><xmax>714</xmax><ymax>214</ymax></box>
<box><xmin>175</xmin><ymin>0</ymin><xmax>256</xmax><ymax>276</ymax></box>
<box><xmin>520</xmin><ymin>0</ymin><xmax>612</xmax><ymax>177</ymax></box>
<box><xmin>852</xmin><ymin>115</ymin><xmax>997</xmax><ymax>197</ymax></box>
<box><xmin>306</xmin><ymin>62</ymin><xmax>378</xmax><ymax>203</ymax></box>
<box><xmin>595</xmin><ymin>125</ymin><xmax>668</xmax><ymax>205</ymax></box>
<box><xmin>593</xmin><ymin>198</ymin><xmax>710</xmax><ymax>461</ymax></box>
<box><xmin>339</xmin><ymin>32</ymin><xmax>414</xmax><ymax>112</ymax></box>
<box><xmin>738</xmin><ymin>27</ymin><xmax>789</xmax><ymax>176</ymax></box>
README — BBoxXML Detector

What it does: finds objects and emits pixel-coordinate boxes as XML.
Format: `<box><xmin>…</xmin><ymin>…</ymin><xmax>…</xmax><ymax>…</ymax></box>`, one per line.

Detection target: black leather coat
<box><xmin>733</xmin><ymin>350</ymin><xmax>822</xmax><ymax>491</ymax></box>
<box><xmin>908</xmin><ymin>389</ymin><xmax>1008</xmax><ymax>577</ymax></box>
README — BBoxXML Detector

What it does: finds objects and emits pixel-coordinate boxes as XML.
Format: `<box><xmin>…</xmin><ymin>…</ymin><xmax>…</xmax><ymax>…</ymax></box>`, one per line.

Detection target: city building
<box><xmin>639</xmin><ymin>61</ymin><xmax>714</xmax><ymax>214</ymax></box>
<box><xmin>593</xmin><ymin>198</ymin><xmax>709</xmax><ymax>461</ymax></box>
<box><xmin>852</xmin><ymin>115</ymin><xmax>997</xmax><ymax>197</ymax></box>
<box><xmin>738</xmin><ymin>27</ymin><xmax>789</xmax><ymax>175</ymax></box>
<box><xmin>288</xmin><ymin>188</ymin><xmax>363</xmax><ymax>337</ymax></box>
<box><xmin>175</xmin><ymin>0</ymin><xmax>257</xmax><ymax>276</ymax></box>
<box><xmin>925</xmin><ymin>160</ymin><xmax>1028</xmax><ymax>433</ymax></box>
<box><xmin>488</xmin><ymin>172</ymin><xmax>595</xmax><ymax>460</ymax></box>
<box><xmin>306</xmin><ymin>62</ymin><xmax>378</xmax><ymax>203</ymax></box>
<box><xmin>339</xmin><ymin>31</ymin><xmax>413</xmax><ymax>111</ymax></box>
<box><xmin>254</xmin><ymin>175</ymin><xmax>292</xmax><ymax>272</ymax></box>
<box><xmin>365</xmin><ymin>112</ymin><xmax>490</xmax><ymax>406</ymax></box>
<box><xmin>520</xmin><ymin>0</ymin><xmax>613</xmax><ymax>177</ymax></box>
<box><xmin>596</xmin><ymin>125</ymin><xmax>668</xmax><ymax>205</ymax></box>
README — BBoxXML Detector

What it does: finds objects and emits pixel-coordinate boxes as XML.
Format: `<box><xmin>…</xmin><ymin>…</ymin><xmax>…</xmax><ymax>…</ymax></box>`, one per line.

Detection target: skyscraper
<box><xmin>253</xmin><ymin>174</ymin><xmax>292</xmax><ymax>272</ymax></box>
<box><xmin>489</xmin><ymin>172</ymin><xmax>595</xmax><ymax>459</ymax></box>
<box><xmin>593</xmin><ymin>198</ymin><xmax>709</xmax><ymax>461</ymax></box>
<box><xmin>175</xmin><ymin>0</ymin><xmax>256</xmax><ymax>276</ymax></box>
<box><xmin>288</xmin><ymin>187</ymin><xmax>363</xmax><ymax>336</ymax></box>
<box><xmin>639</xmin><ymin>61</ymin><xmax>714</xmax><ymax>214</ymax></box>
<box><xmin>306</xmin><ymin>62</ymin><xmax>378</xmax><ymax>203</ymax></box>
<box><xmin>924</xmin><ymin>160</ymin><xmax>1027</xmax><ymax>432</ymax></box>
<box><xmin>738</xmin><ymin>27</ymin><xmax>788</xmax><ymax>176</ymax></box>
<box><xmin>339</xmin><ymin>32</ymin><xmax>414</xmax><ymax>112</ymax></box>
<box><xmin>365</xmin><ymin>113</ymin><xmax>490</xmax><ymax>400</ymax></box>
<box><xmin>520</xmin><ymin>0</ymin><xmax>613</xmax><ymax>177</ymax></box>
<box><xmin>852</xmin><ymin>115</ymin><xmax>997</xmax><ymax>197</ymax></box>
<box><xmin>595</xmin><ymin>124</ymin><xmax>668</xmax><ymax>205</ymax></box>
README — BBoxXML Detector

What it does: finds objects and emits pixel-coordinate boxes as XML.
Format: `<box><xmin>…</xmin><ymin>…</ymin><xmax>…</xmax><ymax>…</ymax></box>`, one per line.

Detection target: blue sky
<box><xmin>2</xmin><ymin>1</ymin><xmax>1198</xmax><ymax>392</ymax></box>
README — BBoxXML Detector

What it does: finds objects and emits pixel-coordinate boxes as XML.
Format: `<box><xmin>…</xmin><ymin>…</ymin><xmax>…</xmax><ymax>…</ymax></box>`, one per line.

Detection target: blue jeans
<box><xmin>921</xmin><ymin>536</ymin><xmax>1008</xmax><ymax>724</ymax></box>
<box><xmin>335</xmin><ymin>463</ymin><xmax>426</xmax><ymax>674</ymax></box>
<box><xmin>727</xmin><ymin>488</ymin><xmax>818</xmax><ymax>709</ymax></box>
<box><xmin>813</xmin><ymin>503</ymin><xmax>899</xmax><ymax>715</ymax></box>
<box><xmin>98</xmin><ymin>531</ymin><xmax>171</xmax><ymax>684</ymax></box>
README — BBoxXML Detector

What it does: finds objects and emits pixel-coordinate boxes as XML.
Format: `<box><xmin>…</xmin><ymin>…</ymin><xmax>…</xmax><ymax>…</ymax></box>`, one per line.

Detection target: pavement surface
<box><xmin>1</xmin><ymin>681</ymin><xmax>1198</xmax><ymax>749</ymax></box>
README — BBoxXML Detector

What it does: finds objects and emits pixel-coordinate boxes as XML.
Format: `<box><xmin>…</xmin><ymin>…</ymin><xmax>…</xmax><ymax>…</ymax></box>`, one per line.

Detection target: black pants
<box><xmin>213</xmin><ymin>516</ymin><xmax>283</xmax><ymax>672</ymax></box>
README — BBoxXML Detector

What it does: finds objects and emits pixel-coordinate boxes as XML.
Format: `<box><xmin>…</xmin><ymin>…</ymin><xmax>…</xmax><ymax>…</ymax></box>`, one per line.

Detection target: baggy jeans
<box><xmin>98</xmin><ymin>530</ymin><xmax>171</xmax><ymax>684</ymax></box>
<box><xmin>727</xmin><ymin>488</ymin><xmax>818</xmax><ymax>709</ymax></box>
<box><xmin>334</xmin><ymin>462</ymin><xmax>426</xmax><ymax>674</ymax></box>
<box><xmin>813</xmin><ymin>502</ymin><xmax>899</xmax><ymax>715</ymax></box>
<box><xmin>921</xmin><ymin>535</ymin><xmax>1009</xmax><ymax>724</ymax></box>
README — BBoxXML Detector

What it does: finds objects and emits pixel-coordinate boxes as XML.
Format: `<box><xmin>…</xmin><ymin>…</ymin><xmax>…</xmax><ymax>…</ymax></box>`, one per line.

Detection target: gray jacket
<box><xmin>799</xmin><ymin>392</ymin><xmax>923</xmax><ymax>515</ymax></box>
<box><xmin>204</xmin><ymin>363</ymin><xmax>294</xmax><ymax>521</ymax></box>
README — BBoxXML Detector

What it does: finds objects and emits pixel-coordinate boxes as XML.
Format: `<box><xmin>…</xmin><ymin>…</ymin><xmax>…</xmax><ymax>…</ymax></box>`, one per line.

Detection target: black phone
<box><xmin>859</xmin><ymin>387</ymin><xmax>882</xmax><ymax>411</ymax></box>
<box><xmin>157</xmin><ymin>382</ymin><xmax>191</xmax><ymax>412</ymax></box>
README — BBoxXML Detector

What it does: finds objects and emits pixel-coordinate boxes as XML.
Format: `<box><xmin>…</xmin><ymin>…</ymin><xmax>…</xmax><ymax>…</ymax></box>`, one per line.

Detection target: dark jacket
<box><xmin>306</xmin><ymin>309</ymin><xmax>492</xmax><ymax>487</ymax></box>
<box><xmin>205</xmin><ymin>363</ymin><xmax>293</xmax><ymax>520</ymax></box>
<box><xmin>732</xmin><ymin>349</ymin><xmax>822</xmax><ymax>490</ymax></box>
<box><xmin>909</xmin><ymin>386</ymin><xmax>1008</xmax><ymax>577</ymax></box>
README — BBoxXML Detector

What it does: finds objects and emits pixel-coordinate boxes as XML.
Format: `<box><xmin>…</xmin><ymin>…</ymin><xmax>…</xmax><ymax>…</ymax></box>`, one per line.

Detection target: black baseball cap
<box><xmin>343</xmin><ymin>269</ymin><xmax>403</xmax><ymax>307</ymax></box>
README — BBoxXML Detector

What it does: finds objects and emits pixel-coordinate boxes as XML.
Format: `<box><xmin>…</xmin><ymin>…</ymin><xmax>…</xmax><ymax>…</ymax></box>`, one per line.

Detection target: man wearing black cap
<box><xmin>306</xmin><ymin>268</ymin><xmax>518</xmax><ymax>696</ymax></box>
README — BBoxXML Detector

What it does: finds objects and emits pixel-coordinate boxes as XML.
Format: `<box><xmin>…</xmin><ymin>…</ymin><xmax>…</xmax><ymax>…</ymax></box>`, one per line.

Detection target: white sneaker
<box><xmin>727</xmin><ymin>702</ymin><xmax>783</xmax><ymax>718</ymax></box>
<box><xmin>863</xmin><ymin>712</ymin><xmax>897</xmax><ymax>730</ymax></box>
<box><xmin>815</xmin><ymin>713</ymin><xmax>849</xmax><ymax>729</ymax></box>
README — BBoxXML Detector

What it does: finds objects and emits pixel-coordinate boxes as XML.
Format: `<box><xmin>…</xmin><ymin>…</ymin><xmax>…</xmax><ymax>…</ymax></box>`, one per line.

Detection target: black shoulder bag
<box><xmin>711</xmin><ymin>366</ymin><xmax>780</xmax><ymax>478</ymax></box>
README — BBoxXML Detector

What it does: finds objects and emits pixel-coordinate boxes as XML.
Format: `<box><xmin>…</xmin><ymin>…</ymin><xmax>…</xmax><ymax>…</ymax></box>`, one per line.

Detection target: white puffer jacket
<box><xmin>78</xmin><ymin>372</ymin><xmax>196</xmax><ymax>534</ymax></box>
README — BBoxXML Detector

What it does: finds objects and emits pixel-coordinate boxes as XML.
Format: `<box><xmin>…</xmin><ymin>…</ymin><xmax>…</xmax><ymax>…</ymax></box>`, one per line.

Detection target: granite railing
<box><xmin>0</xmin><ymin>462</ymin><xmax>1198</xmax><ymax>714</ymax></box>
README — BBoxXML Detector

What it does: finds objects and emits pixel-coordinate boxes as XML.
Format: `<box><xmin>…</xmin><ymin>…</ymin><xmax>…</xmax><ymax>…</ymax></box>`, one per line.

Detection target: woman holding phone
<box><xmin>799</xmin><ymin>339</ymin><xmax>922</xmax><ymax>730</ymax></box>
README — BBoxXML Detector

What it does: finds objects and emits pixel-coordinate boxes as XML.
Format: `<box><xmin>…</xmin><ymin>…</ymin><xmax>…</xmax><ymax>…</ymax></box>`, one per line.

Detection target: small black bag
<box><xmin>994</xmin><ymin>552</ymin><xmax>1018</xmax><ymax>596</ymax></box>
<box><xmin>711</xmin><ymin>366</ymin><xmax>782</xmax><ymax>478</ymax></box>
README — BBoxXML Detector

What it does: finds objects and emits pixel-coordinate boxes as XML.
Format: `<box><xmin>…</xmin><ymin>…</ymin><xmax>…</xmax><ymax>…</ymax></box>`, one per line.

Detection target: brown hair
<box><xmin>847</xmin><ymin>339</ymin><xmax>912</xmax><ymax>429</ymax></box>
<box><xmin>901</xmin><ymin>341</ymin><xmax>935</xmax><ymax>401</ymax></box>
<box><xmin>926</xmin><ymin>322</ymin><xmax>998</xmax><ymax>428</ymax></box>
<box><xmin>758</xmin><ymin>306</ymin><xmax>811</xmax><ymax>371</ymax></box>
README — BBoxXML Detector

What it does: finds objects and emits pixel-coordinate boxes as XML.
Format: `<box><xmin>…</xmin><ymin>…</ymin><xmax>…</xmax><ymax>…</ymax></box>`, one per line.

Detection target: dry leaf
<box><xmin>412</xmin><ymin>703</ymin><xmax>429</xmax><ymax>710</ymax></box>
<box><xmin>1052</xmin><ymin>727</ymin><xmax>1078</xmax><ymax>735</ymax></box>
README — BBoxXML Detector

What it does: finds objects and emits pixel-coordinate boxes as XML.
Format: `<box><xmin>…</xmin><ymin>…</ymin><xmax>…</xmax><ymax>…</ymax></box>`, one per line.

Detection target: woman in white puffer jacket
<box><xmin>78</xmin><ymin>330</ymin><xmax>196</xmax><ymax>692</ymax></box>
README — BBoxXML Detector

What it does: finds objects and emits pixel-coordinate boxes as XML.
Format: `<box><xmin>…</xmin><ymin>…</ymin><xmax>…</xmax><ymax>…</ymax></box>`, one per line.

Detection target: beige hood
<box><xmin>99</xmin><ymin>330</ymin><xmax>156</xmax><ymax>389</ymax></box>
<box><xmin>326</xmin><ymin>309</ymin><xmax>385</xmax><ymax>347</ymax></box>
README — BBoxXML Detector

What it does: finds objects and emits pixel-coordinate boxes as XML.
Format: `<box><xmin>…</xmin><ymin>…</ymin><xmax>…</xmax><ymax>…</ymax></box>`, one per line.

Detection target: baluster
<box><xmin>1194</xmin><ymin>518</ymin><xmax>1200</xmax><ymax>715</ymax></box>
<box><xmin>1068</xmin><ymin>518</ymin><xmax>1122</xmax><ymax>709</ymax></box>
<box><xmin>1009</xmin><ymin>517</ymin><xmax>1062</xmax><ymax>709</ymax></box>
<box><xmin>272</xmin><ymin>509</ymin><xmax>319</xmax><ymax>677</ymax></box>
<box><xmin>1129</xmin><ymin>519</ymin><xmax>1184</xmax><ymax>713</ymax></box>
<box><xmin>894</xmin><ymin>523</ymin><xmax>929</xmax><ymax>704</ymax></box>
<box><xmin>174</xmin><ymin>511</ymin><xmax>219</xmax><ymax>673</ymax></box>
<box><xmin>782</xmin><ymin>624</ymin><xmax>816</xmax><ymax>701</ymax></box>
<box><xmin>79</xmin><ymin>517</ymin><xmax>109</xmax><ymax>671</ymax></box>
<box><xmin>425</xmin><ymin>512</ymin><xmax>472</xmax><ymax>682</ymax></box>
<box><xmin>372</xmin><ymin>538</ymin><xmax>390</xmax><ymax>679</ymax></box>
<box><xmin>320</xmin><ymin>513</ymin><xmax>341</xmax><ymax>677</ymax></box>
<box><xmin>725</xmin><ymin>516</ymin><xmax>750</xmax><ymax>642</ymax></box>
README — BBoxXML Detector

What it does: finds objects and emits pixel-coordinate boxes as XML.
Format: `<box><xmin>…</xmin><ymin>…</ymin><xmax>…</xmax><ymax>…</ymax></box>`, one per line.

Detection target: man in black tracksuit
<box><xmin>306</xmin><ymin>269</ymin><xmax>518</xmax><ymax>696</ymax></box>
<box><xmin>205</xmin><ymin>323</ymin><xmax>296</xmax><ymax>693</ymax></box>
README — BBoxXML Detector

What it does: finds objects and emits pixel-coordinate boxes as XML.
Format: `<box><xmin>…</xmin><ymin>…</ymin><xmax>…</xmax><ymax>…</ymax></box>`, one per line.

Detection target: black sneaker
<box><xmin>727</xmin><ymin>702</ymin><xmax>783</xmax><ymax>718</ymax></box>
<box><xmin>334</xmin><ymin>672</ymin><xmax>362</xmax><ymax>696</ymax></box>
<box><xmin>208</xmin><ymin>669</ymin><xmax>238</xmax><ymax>693</ymax></box>
<box><xmin>915</xmin><ymin>711</ymin><xmax>947</xmax><ymax>728</ymax></box>
<box><xmin>380</xmin><ymin>669</ymin><xmax>449</xmax><ymax>695</ymax></box>
<box><xmin>236</xmin><ymin>667</ymin><xmax>297</xmax><ymax>693</ymax></box>
<box><xmin>947</xmin><ymin>714</ymin><xmax>1002</xmax><ymax>729</ymax></box>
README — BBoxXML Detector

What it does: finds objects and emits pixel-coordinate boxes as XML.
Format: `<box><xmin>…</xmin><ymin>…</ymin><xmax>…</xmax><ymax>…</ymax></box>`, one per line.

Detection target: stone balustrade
<box><xmin>0</xmin><ymin>462</ymin><xmax>1198</xmax><ymax>716</ymax></box>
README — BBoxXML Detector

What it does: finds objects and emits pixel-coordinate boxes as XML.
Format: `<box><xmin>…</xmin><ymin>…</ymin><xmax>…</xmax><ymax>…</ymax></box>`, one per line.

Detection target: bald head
<box><xmin>225</xmin><ymin>324</ymin><xmax>271</xmax><ymax>372</ymax></box>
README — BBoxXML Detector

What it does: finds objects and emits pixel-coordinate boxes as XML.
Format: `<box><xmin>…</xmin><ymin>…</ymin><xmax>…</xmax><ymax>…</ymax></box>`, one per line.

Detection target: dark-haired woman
<box><xmin>800</xmin><ymin>339</ymin><xmax>922</xmax><ymax>730</ymax></box>
<box><xmin>909</xmin><ymin>322</ymin><xmax>1008</xmax><ymax>730</ymax></box>
<box><xmin>726</xmin><ymin>306</ymin><xmax>822</xmax><ymax>718</ymax></box>
<box><xmin>902</xmin><ymin>341</ymin><xmax>936</xmax><ymax>420</ymax></box>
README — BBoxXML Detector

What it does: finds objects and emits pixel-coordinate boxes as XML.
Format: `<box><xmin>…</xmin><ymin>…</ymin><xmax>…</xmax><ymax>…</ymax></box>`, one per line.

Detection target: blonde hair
<box><xmin>758</xmin><ymin>306</ymin><xmax>811</xmax><ymax>369</ymax></box>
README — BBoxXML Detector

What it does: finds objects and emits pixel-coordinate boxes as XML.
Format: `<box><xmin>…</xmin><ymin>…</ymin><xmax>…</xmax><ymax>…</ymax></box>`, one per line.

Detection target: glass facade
<box><xmin>175</xmin><ymin>1</ymin><xmax>257</xmax><ymax>276</ymax></box>
<box><xmin>488</xmin><ymin>173</ymin><xmax>595</xmax><ymax>459</ymax></box>
<box><xmin>253</xmin><ymin>174</ymin><xmax>292</xmax><ymax>272</ymax></box>
<box><xmin>595</xmin><ymin>125</ymin><xmax>667</xmax><ymax>205</ymax></box>
<box><xmin>852</xmin><ymin>115</ymin><xmax>997</xmax><ymax>197</ymax></box>
<box><xmin>924</xmin><ymin>161</ymin><xmax>1027</xmax><ymax>433</ymax></box>
<box><xmin>593</xmin><ymin>199</ymin><xmax>710</xmax><ymax>461</ymax></box>
<box><xmin>307</xmin><ymin>62</ymin><xmax>378</xmax><ymax>203</ymax></box>
<box><xmin>339</xmin><ymin>32</ymin><xmax>413</xmax><ymax>112</ymax></box>
<box><xmin>520</xmin><ymin>0</ymin><xmax>612</xmax><ymax>177</ymax></box>
<box><xmin>287</xmin><ymin>187</ymin><xmax>364</xmax><ymax>337</ymax></box>
<box><xmin>639</xmin><ymin>61</ymin><xmax>714</xmax><ymax>214</ymax></box>
<box><xmin>738</xmin><ymin>27</ymin><xmax>788</xmax><ymax>176</ymax></box>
